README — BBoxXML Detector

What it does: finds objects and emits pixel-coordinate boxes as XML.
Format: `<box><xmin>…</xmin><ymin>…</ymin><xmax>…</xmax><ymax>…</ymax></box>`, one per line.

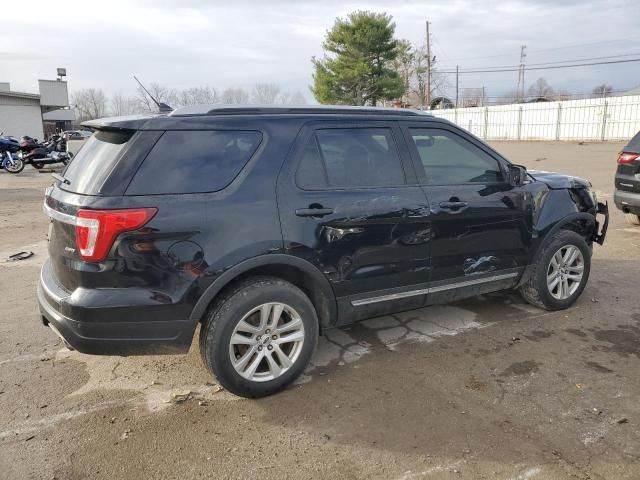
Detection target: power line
<box><xmin>438</xmin><ymin>57</ymin><xmax>640</xmax><ymax>74</ymax></box>
<box><xmin>440</xmin><ymin>52</ymin><xmax>640</xmax><ymax>71</ymax></box>
<box><xmin>442</xmin><ymin>36</ymin><xmax>640</xmax><ymax>62</ymax></box>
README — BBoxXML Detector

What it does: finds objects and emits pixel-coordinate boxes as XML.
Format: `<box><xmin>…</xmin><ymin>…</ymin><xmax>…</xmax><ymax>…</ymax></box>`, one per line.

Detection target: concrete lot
<box><xmin>1</xmin><ymin>141</ymin><xmax>638</xmax><ymax>479</ymax></box>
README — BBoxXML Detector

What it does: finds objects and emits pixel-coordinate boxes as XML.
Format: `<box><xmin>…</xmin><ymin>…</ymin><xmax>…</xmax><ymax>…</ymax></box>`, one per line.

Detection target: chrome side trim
<box><xmin>350</xmin><ymin>272</ymin><xmax>519</xmax><ymax>307</ymax></box>
<box><xmin>351</xmin><ymin>287</ymin><xmax>430</xmax><ymax>307</ymax></box>
<box><xmin>428</xmin><ymin>272</ymin><xmax>518</xmax><ymax>293</ymax></box>
<box><xmin>43</xmin><ymin>201</ymin><xmax>76</xmax><ymax>226</ymax></box>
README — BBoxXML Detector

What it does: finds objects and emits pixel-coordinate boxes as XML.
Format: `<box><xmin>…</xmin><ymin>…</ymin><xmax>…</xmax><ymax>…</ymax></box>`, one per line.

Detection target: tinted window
<box><xmin>627</xmin><ymin>131</ymin><xmax>640</xmax><ymax>152</ymax></box>
<box><xmin>61</xmin><ymin>130</ymin><xmax>132</xmax><ymax>194</ymax></box>
<box><xmin>295</xmin><ymin>137</ymin><xmax>327</xmax><ymax>190</ymax></box>
<box><xmin>299</xmin><ymin>128</ymin><xmax>404</xmax><ymax>189</ymax></box>
<box><xmin>409</xmin><ymin>129</ymin><xmax>503</xmax><ymax>184</ymax></box>
<box><xmin>127</xmin><ymin>130</ymin><xmax>262</xmax><ymax>195</ymax></box>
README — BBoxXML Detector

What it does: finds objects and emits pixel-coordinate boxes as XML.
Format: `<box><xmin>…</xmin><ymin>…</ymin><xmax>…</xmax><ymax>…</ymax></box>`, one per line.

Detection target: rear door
<box><xmin>402</xmin><ymin>123</ymin><xmax>531</xmax><ymax>291</ymax></box>
<box><xmin>277</xmin><ymin>121</ymin><xmax>432</xmax><ymax>323</ymax></box>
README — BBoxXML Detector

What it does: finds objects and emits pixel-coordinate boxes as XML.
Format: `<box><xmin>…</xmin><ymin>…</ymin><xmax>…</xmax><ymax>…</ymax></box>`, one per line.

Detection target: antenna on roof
<box><xmin>133</xmin><ymin>75</ymin><xmax>173</xmax><ymax>113</ymax></box>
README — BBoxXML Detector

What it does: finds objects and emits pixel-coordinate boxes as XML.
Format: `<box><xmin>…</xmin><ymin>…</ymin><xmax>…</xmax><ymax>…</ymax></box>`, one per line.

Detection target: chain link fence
<box><xmin>431</xmin><ymin>95</ymin><xmax>640</xmax><ymax>141</ymax></box>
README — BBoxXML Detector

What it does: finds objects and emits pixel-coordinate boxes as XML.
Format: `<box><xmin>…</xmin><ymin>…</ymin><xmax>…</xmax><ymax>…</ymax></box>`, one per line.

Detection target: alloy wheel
<box><xmin>228</xmin><ymin>302</ymin><xmax>305</xmax><ymax>382</ymax></box>
<box><xmin>546</xmin><ymin>245</ymin><xmax>584</xmax><ymax>300</ymax></box>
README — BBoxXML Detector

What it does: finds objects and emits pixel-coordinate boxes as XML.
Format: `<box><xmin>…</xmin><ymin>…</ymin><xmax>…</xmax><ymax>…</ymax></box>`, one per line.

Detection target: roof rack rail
<box><xmin>170</xmin><ymin>104</ymin><xmax>431</xmax><ymax>117</ymax></box>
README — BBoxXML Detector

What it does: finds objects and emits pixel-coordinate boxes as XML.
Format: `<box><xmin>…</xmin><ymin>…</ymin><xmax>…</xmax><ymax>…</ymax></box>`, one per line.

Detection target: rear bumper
<box><xmin>614</xmin><ymin>189</ymin><xmax>640</xmax><ymax>215</ymax></box>
<box><xmin>38</xmin><ymin>258</ymin><xmax>195</xmax><ymax>355</ymax></box>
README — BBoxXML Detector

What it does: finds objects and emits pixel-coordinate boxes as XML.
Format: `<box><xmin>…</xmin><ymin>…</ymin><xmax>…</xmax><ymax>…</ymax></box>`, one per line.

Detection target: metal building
<box><xmin>0</xmin><ymin>79</ymin><xmax>74</xmax><ymax>140</ymax></box>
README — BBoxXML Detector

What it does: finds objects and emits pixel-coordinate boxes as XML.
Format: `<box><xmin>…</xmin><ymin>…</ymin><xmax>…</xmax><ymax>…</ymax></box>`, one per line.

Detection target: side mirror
<box><xmin>508</xmin><ymin>164</ymin><xmax>527</xmax><ymax>187</ymax></box>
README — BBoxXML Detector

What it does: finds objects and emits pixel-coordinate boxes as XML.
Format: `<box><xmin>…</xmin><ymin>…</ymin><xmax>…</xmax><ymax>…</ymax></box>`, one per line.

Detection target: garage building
<box><xmin>0</xmin><ymin>79</ymin><xmax>74</xmax><ymax>140</ymax></box>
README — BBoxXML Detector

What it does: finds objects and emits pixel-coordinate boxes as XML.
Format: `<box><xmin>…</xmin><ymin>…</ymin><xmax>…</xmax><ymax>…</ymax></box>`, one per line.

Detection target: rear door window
<box><xmin>296</xmin><ymin>128</ymin><xmax>405</xmax><ymax>189</ymax></box>
<box><xmin>126</xmin><ymin>130</ymin><xmax>262</xmax><ymax>195</ymax></box>
<box><xmin>61</xmin><ymin>130</ymin><xmax>133</xmax><ymax>194</ymax></box>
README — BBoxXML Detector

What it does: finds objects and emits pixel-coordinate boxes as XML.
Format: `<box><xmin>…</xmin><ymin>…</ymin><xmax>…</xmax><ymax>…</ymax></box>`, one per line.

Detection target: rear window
<box><xmin>126</xmin><ymin>130</ymin><xmax>262</xmax><ymax>195</ymax></box>
<box><xmin>61</xmin><ymin>130</ymin><xmax>133</xmax><ymax>194</ymax></box>
<box><xmin>626</xmin><ymin>131</ymin><xmax>640</xmax><ymax>152</ymax></box>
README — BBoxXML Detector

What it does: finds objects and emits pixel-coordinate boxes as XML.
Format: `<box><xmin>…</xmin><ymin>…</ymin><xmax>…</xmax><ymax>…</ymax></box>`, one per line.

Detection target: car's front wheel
<box><xmin>199</xmin><ymin>276</ymin><xmax>318</xmax><ymax>398</ymax></box>
<box><xmin>519</xmin><ymin>230</ymin><xmax>591</xmax><ymax>310</ymax></box>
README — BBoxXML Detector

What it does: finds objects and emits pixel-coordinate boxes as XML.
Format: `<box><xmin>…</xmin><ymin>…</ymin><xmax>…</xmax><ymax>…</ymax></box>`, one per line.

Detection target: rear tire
<box><xmin>199</xmin><ymin>276</ymin><xmax>318</xmax><ymax>398</ymax></box>
<box><xmin>32</xmin><ymin>162</ymin><xmax>44</xmax><ymax>170</ymax></box>
<box><xmin>519</xmin><ymin>230</ymin><xmax>591</xmax><ymax>310</ymax></box>
<box><xmin>625</xmin><ymin>213</ymin><xmax>640</xmax><ymax>226</ymax></box>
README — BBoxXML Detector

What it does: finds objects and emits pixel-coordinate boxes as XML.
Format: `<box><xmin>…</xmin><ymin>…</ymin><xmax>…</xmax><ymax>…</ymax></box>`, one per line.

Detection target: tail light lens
<box><xmin>617</xmin><ymin>152</ymin><xmax>639</xmax><ymax>164</ymax></box>
<box><xmin>75</xmin><ymin>208</ymin><xmax>157</xmax><ymax>262</ymax></box>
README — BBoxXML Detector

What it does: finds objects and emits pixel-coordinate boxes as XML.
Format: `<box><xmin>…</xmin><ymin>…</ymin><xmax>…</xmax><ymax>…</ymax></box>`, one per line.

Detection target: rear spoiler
<box><xmin>82</xmin><ymin>113</ymin><xmax>162</xmax><ymax>131</ymax></box>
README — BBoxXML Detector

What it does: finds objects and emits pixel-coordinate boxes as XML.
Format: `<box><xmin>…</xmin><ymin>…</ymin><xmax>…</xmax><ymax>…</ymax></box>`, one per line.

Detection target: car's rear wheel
<box><xmin>519</xmin><ymin>230</ymin><xmax>591</xmax><ymax>310</ymax></box>
<box><xmin>624</xmin><ymin>213</ymin><xmax>640</xmax><ymax>226</ymax></box>
<box><xmin>199</xmin><ymin>276</ymin><xmax>318</xmax><ymax>398</ymax></box>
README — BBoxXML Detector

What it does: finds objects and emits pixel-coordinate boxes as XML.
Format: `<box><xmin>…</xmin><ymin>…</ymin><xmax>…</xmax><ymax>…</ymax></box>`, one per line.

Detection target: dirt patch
<box><xmin>499</xmin><ymin>360</ymin><xmax>542</xmax><ymax>377</ymax></box>
<box><xmin>584</xmin><ymin>361</ymin><xmax>615</xmax><ymax>373</ymax></box>
<box><xmin>592</xmin><ymin>325</ymin><xmax>640</xmax><ymax>358</ymax></box>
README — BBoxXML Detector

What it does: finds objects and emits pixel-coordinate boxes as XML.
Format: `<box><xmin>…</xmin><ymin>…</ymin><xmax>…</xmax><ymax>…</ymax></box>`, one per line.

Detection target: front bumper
<box><xmin>592</xmin><ymin>201</ymin><xmax>609</xmax><ymax>245</ymax></box>
<box><xmin>38</xmin><ymin>258</ymin><xmax>195</xmax><ymax>355</ymax></box>
<box><xmin>614</xmin><ymin>189</ymin><xmax>640</xmax><ymax>216</ymax></box>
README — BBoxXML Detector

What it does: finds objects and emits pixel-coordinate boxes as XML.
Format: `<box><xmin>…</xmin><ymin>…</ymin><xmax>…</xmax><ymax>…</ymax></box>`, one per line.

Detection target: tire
<box><xmin>625</xmin><ymin>213</ymin><xmax>640</xmax><ymax>226</ymax></box>
<box><xmin>5</xmin><ymin>158</ymin><xmax>24</xmax><ymax>174</ymax></box>
<box><xmin>519</xmin><ymin>230</ymin><xmax>591</xmax><ymax>311</ymax></box>
<box><xmin>32</xmin><ymin>162</ymin><xmax>44</xmax><ymax>170</ymax></box>
<box><xmin>199</xmin><ymin>276</ymin><xmax>318</xmax><ymax>398</ymax></box>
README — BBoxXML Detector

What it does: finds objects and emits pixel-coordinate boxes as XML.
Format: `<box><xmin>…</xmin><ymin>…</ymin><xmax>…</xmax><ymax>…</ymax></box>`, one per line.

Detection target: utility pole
<box><xmin>455</xmin><ymin>65</ymin><xmax>459</xmax><ymax>108</ymax></box>
<box><xmin>426</xmin><ymin>20</ymin><xmax>431</xmax><ymax>108</ymax></box>
<box><xmin>516</xmin><ymin>45</ymin><xmax>527</xmax><ymax>102</ymax></box>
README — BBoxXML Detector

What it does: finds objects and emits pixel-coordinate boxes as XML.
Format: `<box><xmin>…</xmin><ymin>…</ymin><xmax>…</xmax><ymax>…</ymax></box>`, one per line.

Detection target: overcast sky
<box><xmin>3</xmin><ymin>0</ymin><xmax>640</xmax><ymax>102</ymax></box>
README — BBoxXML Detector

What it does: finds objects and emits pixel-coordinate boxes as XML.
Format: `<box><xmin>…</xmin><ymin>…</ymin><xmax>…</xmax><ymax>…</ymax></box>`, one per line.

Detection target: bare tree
<box><xmin>251</xmin><ymin>83</ymin><xmax>281</xmax><ymax>104</ymax></box>
<box><xmin>110</xmin><ymin>92</ymin><xmax>140</xmax><ymax>116</ymax></box>
<box><xmin>392</xmin><ymin>40</ymin><xmax>447</xmax><ymax>108</ymax></box>
<box><xmin>178</xmin><ymin>86</ymin><xmax>219</xmax><ymax>106</ymax></box>
<box><xmin>221</xmin><ymin>87</ymin><xmax>250</xmax><ymax>104</ymax></box>
<box><xmin>72</xmin><ymin>88</ymin><xmax>108</xmax><ymax>121</ymax></box>
<box><xmin>527</xmin><ymin>77</ymin><xmax>555</xmax><ymax>100</ymax></box>
<box><xmin>287</xmin><ymin>91</ymin><xmax>307</xmax><ymax>105</ymax></box>
<box><xmin>592</xmin><ymin>84</ymin><xmax>613</xmax><ymax>98</ymax></box>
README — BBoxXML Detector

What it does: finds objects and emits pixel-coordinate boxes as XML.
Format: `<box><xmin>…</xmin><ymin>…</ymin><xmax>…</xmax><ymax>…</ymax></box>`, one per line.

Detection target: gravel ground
<box><xmin>0</xmin><ymin>141</ymin><xmax>638</xmax><ymax>480</ymax></box>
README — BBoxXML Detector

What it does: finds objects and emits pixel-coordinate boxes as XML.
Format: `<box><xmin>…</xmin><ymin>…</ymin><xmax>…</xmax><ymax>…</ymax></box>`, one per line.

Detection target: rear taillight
<box><xmin>75</xmin><ymin>208</ymin><xmax>157</xmax><ymax>262</ymax></box>
<box><xmin>617</xmin><ymin>152</ymin><xmax>639</xmax><ymax>164</ymax></box>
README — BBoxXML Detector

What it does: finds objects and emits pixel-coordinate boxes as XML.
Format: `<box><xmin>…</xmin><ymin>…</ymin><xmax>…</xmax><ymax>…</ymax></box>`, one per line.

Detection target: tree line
<box><xmin>72</xmin><ymin>83</ymin><xmax>307</xmax><ymax>122</ymax></box>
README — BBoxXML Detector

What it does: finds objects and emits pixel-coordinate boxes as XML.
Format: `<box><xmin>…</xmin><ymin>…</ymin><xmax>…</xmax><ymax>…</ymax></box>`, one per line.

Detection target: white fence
<box><xmin>430</xmin><ymin>95</ymin><xmax>640</xmax><ymax>141</ymax></box>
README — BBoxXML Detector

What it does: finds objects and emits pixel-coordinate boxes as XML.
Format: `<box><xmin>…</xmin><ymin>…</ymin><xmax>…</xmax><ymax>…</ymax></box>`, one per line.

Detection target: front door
<box><xmin>277</xmin><ymin>122</ymin><xmax>432</xmax><ymax>323</ymax></box>
<box><xmin>402</xmin><ymin>123</ymin><xmax>532</xmax><ymax>296</ymax></box>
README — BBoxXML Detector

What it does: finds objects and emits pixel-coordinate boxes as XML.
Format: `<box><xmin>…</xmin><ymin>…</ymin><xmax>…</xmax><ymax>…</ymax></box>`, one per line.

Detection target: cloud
<box><xmin>2</xmin><ymin>0</ymin><xmax>639</xmax><ymax>100</ymax></box>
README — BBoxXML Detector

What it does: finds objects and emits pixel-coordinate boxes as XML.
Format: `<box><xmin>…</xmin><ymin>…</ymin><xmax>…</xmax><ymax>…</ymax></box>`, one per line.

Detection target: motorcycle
<box><xmin>19</xmin><ymin>135</ymin><xmax>72</xmax><ymax>169</ymax></box>
<box><xmin>0</xmin><ymin>133</ymin><xmax>25</xmax><ymax>174</ymax></box>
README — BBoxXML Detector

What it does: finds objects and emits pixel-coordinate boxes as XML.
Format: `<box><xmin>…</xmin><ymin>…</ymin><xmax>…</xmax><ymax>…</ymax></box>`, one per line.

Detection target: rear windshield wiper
<box><xmin>51</xmin><ymin>173</ymin><xmax>70</xmax><ymax>185</ymax></box>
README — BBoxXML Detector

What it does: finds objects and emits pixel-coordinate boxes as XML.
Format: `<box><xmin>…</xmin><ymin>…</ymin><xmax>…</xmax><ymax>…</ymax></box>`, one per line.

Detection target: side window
<box><xmin>310</xmin><ymin>128</ymin><xmax>405</xmax><ymax>188</ymax></box>
<box><xmin>295</xmin><ymin>136</ymin><xmax>327</xmax><ymax>190</ymax></box>
<box><xmin>409</xmin><ymin>128</ymin><xmax>504</xmax><ymax>184</ymax></box>
<box><xmin>126</xmin><ymin>130</ymin><xmax>262</xmax><ymax>195</ymax></box>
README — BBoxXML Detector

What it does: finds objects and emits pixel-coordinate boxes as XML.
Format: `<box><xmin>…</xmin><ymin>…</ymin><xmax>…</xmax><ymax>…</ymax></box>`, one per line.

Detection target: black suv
<box><xmin>39</xmin><ymin>106</ymin><xmax>608</xmax><ymax>397</ymax></box>
<box><xmin>614</xmin><ymin>130</ymin><xmax>640</xmax><ymax>225</ymax></box>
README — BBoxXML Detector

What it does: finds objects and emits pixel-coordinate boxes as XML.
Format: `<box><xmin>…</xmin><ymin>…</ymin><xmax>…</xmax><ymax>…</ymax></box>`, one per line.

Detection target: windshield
<box><xmin>61</xmin><ymin>130</ymin><xmax>134</xmax><ymax>194</ymax></box>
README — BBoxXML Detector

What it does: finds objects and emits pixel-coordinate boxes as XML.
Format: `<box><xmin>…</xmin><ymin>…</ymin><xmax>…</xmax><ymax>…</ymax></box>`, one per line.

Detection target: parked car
<box><xmin>62</xmin><ymin>130</ymin><xmax>93</xmax><ymax>140</ymax></box>
<box><xmin>39</xmin><ymin>106</ymin><xmax>608</xmax><ymax>397</ymax></box>
<box><xmin>614</xmin><ymin>130</ymin><xmax>640</xmax><ymax>225</ymax></box>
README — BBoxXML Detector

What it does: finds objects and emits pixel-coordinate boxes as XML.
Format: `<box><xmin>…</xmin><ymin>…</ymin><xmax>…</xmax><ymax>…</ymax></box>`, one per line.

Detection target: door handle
<box><xmin>295</xmin><ymin>207</ymin><xmax>334</xmax><ymax>217</ymax></box>
<box><xmin>439</xmin><ymin>201</ymin><xmax>468</xmax><ymax>210</ymax></box>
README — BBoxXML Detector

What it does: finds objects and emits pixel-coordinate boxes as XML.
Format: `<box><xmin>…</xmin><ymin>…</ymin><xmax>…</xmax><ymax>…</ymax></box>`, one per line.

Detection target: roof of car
<box><xmin>169</xmin><ymin>104</ymin><xmax>432</xmax><ymax>117</ymax></box>
<box><xmin>82</xmin><ymin>105</ymin><xmax>442</xmax><ymax>130</ymax></box>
